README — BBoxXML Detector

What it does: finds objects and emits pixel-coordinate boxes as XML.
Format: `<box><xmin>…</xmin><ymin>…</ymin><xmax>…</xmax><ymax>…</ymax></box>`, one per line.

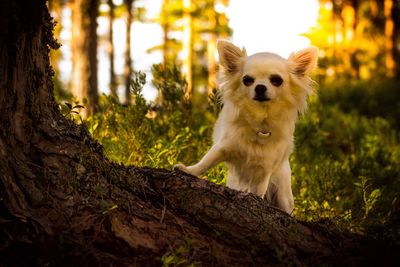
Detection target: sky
<box><xmin>58</xmin><ymin>0</ymin><xmax>320</xmax><ymax>101</ymax></box>
<box><xmin>227</xmin><ymin>0</ymin><xmax>319</xmax><ymax>57</ymax></box>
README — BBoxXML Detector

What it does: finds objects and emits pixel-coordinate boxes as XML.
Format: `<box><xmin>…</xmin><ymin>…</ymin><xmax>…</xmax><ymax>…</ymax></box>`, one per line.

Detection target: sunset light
<box><xmin>3</xmin><ymin>0</ymin><xmax>400</xmax><ymax>264</ymax></box>
<box><xmin>227</xmin><ymin>0</ymin><xmax>320</xmax><ymax>57</ymax></box>
<box><xmin>56</xmin><ymin>0</ymin><xmax>320</xmax><ymax>100</ymax></box>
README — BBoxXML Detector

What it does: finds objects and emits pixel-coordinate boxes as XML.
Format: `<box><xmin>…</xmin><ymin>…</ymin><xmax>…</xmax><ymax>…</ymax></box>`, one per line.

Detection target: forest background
<box><xmin>48</xmin><ymin>0</ymin><xmax>400</xmax><ymax>233</ymax></box>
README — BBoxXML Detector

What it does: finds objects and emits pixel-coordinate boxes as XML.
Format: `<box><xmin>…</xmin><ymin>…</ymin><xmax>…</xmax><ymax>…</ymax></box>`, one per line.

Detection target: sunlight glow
<box><xmin>57</xmin><ymin>0</ymin><xmax>320</xmax><ymax>101</ymax></box>
<box><xmin>215</xmin><ymin>3</ymin><xmax>227</xmax><ymax>14</ymax></box>
<box><xmin>227</xmin><ymin>0</ymin><xmax>320</xmax><ymax>57</ymax></box>
<box><xmin>99</xmin><ymin>3</ymin><xmax>110</xmax><ymax>13</ymax></box>
<box><xmin>112</xmin><ymin>0</ymin><xmax>123</xmax><ymax>6</ymax></box>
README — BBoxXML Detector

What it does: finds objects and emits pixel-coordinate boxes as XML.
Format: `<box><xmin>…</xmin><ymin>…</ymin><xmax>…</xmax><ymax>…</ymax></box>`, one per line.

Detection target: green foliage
<box><xmin>59</xmin><ymin>101</ymin><xmax>85</xmax><ymax>122</ymax></box>
<box><xmin>87</xmin><ymin>66</ymin><xmax>218</xmax><ymax>178</ymax></box>
<box><xmin>86</xmin><ymin>66</ymin><xmax>399</xmax><ymax>232</ymax></box>
<box><xmin>292</xmin><ymin>80</ymin><xmax>400</xmax><ymax>231</ymax></box>
<box><xmin>161</xmin><ymin>237</ymin><xmax>197</xmax><ymax>267</ymax></box>
<box><xmin>318</xmin><ymin>80</ymin><xmax>400</xmax><ymax>130</ymax></box>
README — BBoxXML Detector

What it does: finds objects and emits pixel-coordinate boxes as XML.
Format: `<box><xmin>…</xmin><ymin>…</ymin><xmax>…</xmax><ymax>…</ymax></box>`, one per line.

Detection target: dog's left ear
<box><xmin>217</xmin><ymin>40</ymin><xmax>247</xmax><ymax>74</ymax></box>
<box><xmin>288</xmin><ymin>47</ymin><xmax>318</xmax><ymax>76</ymax></box>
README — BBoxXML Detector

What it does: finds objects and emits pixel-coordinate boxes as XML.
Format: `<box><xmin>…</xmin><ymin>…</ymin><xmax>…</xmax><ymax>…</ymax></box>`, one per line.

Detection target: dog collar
<box><xmin>257</xmin><ymin>130</ymin><xmax>272</xmax><ymax>138</ymax></box>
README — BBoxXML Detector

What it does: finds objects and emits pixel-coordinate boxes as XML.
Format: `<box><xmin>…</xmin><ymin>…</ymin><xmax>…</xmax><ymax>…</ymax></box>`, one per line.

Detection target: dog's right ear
<box><xmin>217</xmin><ymin>40</ymin><xmax>247</xmax><ymax>74</ymax></box>
<box><xmin>288</xmin><ymin>47</ymin><xmax>318</xmax><ymax>77</ymax></box>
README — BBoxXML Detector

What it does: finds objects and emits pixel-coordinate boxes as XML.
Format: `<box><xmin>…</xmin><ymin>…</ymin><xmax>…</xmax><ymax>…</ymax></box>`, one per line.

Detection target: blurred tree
<box><xmin>205</xmin><ymin>0</ymin><xmax>230</xmax><ymax>95</ymax></box>
<box><xmin>384</xmin><ymin>0</ymin><xmax>396</xmax><ymax>78</ymax></box>
<box><xmin>207</xmin><ymin>11</ymin><xmax>217</xmax><ymax>96</ymax></box>
<box><xmin>160</xmin><ymin>0</ymin><xmax>171</xmax><ymax>66</ymax></box>
<box><xmin>152</xmin><ymin>0</ymin><xmax>183</xmax><ymax>66</ymax></box>
<box><xmin>370</xmin><ymin>0</ymin><xmax>378</xmax><ymax>17</ymax></box>
<box><xmin>48</xmin><ymin>0</ymin><xmax>67</xmax><ymax>100</ymax></box>
<box><xmin>154</xmin><ymin>0</ymin><xmax>231</xmax><ymax>105</ymax></box>
<box><xmin>159</xmin><ymin>0</ymin><xmax>180</xmax><ymax>65</ymax></box>
<box><xmin>182</xmin><ymin>0</ymin><xmax>193</xmax><ymax>100</ymax></box>
<box><xmin>341</xmin><ymin>0</ymin><xmax>359</xmax><ymax>79</ymax></box>
<box><xmin>309</xmin><ymin>0</ymin><xmax>400</xmax><ymax>81</ymax></box>
<box><xmin>71</xmin><ymin>0</ymin><xmax>100</xmax><ymax>117</ymax></box>
<box><xmin>395</xmin><ymin>0</ymin><xmax>400</xmax><ymax>78</ymax></box>
<box><xmin>108</xmin><ymin>0</ymin><xmax>117</xmax><ymax>98</ymax></box>
<box><xmin>124</xmin><ymin>0</ymin><xmax>134</xmax><ymax>104</ymax></box>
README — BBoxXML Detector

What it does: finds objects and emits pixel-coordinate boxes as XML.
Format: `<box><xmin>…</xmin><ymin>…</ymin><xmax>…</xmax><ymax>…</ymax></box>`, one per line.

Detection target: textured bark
<box><xmin>0</xmin><ymin>0</ymin><xmax>399</xmax><ymax>266</ymax></box>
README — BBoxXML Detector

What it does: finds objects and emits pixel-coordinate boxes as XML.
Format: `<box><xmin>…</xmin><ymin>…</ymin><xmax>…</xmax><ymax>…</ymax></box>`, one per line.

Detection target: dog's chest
<box><xmin>229</xmin><ymin>130</ymin><xmax>288</xmax><ymax>164</ymax></box>
<box><xmin>253</xmin><ymin>117</ymin><xmax>273</xmax><ymax>141</ymax></box>
<box><xmin>214</xmin><ymin>106</ymin><xmax>293</xmax><ymax>163</ymax></box>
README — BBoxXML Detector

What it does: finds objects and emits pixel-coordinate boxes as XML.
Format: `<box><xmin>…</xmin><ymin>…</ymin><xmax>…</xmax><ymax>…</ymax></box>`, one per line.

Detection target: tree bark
<box><xmin>71</xmin><ymin>0</ymin><xmax>99</xmax><ymax>117</ymax></box>
<box><xmin>48</xmin><ymin>0</ymin><xmax>63</xmax><ymax>94</ymax></box>
<box><xmin>0</xmin><ymin>0</ymin><xmax>399</xmax><ymax>266</ymax></box>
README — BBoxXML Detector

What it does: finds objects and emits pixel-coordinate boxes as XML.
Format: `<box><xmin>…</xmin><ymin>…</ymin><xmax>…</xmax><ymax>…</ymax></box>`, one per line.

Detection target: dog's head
<box><xmin>217</xmin><ymin>40</ymin><xmax>318</xmax><ymax>114</ymax></box>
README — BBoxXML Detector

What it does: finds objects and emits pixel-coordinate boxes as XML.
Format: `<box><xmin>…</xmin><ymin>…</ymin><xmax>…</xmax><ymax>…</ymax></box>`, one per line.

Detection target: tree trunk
<box><xmin>384</xmin><ymin>0</ymin><xmax>395</xmax><ymax>78</ymax></box>
<box><xmin>370</xmin><ymin>0</ymin><xmax>378</xmax><ymax>17</ymax></box>
<box><xmin>392</xmin><ymin>0</ymin><xmax>400</xmax><ymax>79</ymax></box>
<box><xmin>207</xmin><ymin>0</ymin><xmax>217</xmax><ymax>96</ymax></box>
<box><xmin>182</xmin><ymin>0</ymin><xmax>193</xmax><ymax>100</ymax></box>
<box><xmin>160</xmin><ymin>0</ymin><xmax>179</xmax><ymax>67</ymax></box>
<box><xmin>207</xmin><ymin>38</ymin><xmax>217</xmax><ymax>95</ymax></box>
<box><xmin>0</xmin><ymin>0</ymin><xmax>399</xmax><ymax>266</ymax></box>
<box><xmin>124</xmin><ymin>0</ymin><xmax>133</xmax><ymax>104</ymax></box>
<box><xmin>48</xmin><ymin>0</ymin><xmax>63</xmax><ymax>94</ymax></box>
<box><xmin>343</xmin><ymin>0</ymin><xmax>360</xmax><ymax>79</ymax></box>
<box><xmin>108</xmin><ymin>0</ymin><xmax>117</xmax><ymax>98</ymax></box>
<box><xmin>71</xmin><ymin>0</ymin><xmax>99</xmax><ymax>117</ymax></box>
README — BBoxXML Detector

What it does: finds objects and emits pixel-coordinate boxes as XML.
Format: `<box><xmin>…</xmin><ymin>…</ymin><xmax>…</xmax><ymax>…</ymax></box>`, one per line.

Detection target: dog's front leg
<box><xmin>174</xmin><ymin>144</ymin><xmax>225</xmax><ymax>177</ymax></box>
<box><xmin>272</xmin><ymin>160</ymin><xmax>294</xmax><ymax>215</ymax></box>
<box><xmin>250</xmin><ymin>172</ymin><xmax>273</xmax><ymax>199</ymax></box>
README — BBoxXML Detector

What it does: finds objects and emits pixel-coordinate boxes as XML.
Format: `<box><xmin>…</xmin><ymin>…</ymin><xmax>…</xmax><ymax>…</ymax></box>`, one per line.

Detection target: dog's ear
<box><xmin>288</xmin><ymin>47</ymin><xmax>318</xmax><ymax>76</ymax></box>
<box><xmin>217</xmin><ymin>40</ymin><xmax>247</xmax><ymax>74</ymax></box>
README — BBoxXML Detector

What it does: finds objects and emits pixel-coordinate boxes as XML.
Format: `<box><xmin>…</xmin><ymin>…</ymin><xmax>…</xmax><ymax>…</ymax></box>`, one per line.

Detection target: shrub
<box><xmin>86</xmin><ymin>68</ymin><xmax>400</xmax><ymax>232</ymax></box>
<box><xmin>292</xmin><ymin>81</ymin><xmax>400</xmax><ymax>231</ymax></box>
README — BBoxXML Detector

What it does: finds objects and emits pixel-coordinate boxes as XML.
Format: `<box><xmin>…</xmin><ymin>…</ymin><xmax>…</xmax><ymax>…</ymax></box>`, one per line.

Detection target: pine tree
<box><xmin>71</xmin><ymin>0</ymin><xmax>100</xmax><ymax>117</ymax></box>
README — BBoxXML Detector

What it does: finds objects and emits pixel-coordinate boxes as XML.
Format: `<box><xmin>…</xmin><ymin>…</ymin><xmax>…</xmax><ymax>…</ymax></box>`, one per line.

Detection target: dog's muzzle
<box><xmin>253</xmin><ymin>84</ymin><xmax>270</xmax><ymax>102</ymax></box>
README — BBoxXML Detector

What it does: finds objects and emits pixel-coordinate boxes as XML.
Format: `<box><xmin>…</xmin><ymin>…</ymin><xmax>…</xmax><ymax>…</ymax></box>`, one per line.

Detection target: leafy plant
<box><xmin>85</xmin><ymin>66</ymin><xmax>400</xmax><ymax>233</ymax></box>
<box><xmin>292</xmin><ymin>81</ymin><xmax>400</xmax><ymax>231</ymax></box>
<box><xmin>60</xmin><ymin>101</ymin><xmax>85</xmax><ymax>121</ymax></box>
<box><xmin>161</xmin><ymin>237</ymin><xmax>197</xmax><ymax>267</ymax></box>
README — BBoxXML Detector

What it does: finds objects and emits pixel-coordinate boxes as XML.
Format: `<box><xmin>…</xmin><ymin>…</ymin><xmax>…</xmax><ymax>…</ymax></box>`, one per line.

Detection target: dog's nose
<box><xmin>255</xmin><ymin>84</ymin><xmax>267</xmax><ymax>95</ymax></box>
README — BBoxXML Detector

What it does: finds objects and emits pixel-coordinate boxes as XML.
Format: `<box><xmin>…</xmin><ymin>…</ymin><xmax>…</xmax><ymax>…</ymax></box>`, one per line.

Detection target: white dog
<box><xmin>175</xmin><ymin>40</ymin><xmax>318</xmax><ymax>214</ymax></box>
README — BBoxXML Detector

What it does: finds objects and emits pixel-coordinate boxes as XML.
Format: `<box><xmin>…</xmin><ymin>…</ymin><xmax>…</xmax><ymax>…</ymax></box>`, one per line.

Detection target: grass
<box><xmin>84</xmin><ymin>65</ymin><xmax>400</xmax><ymax>232</ymax></box>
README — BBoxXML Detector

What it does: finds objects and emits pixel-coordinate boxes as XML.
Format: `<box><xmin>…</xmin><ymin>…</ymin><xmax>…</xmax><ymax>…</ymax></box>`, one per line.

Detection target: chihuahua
<box><xmin>175</xmin><ymin>40</ymin><xmax>318</xmax><ymax>214</ymax></box>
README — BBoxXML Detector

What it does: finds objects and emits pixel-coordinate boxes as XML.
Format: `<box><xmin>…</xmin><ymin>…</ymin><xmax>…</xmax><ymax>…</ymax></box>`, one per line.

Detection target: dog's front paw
<box><xmin>173</xmin><ymin>163</ymin><xmax>197</xmax><ymax>176</ymax></box>
<box><xmin>173</xmin><ymin>163</ymin><xmax>187</xmax><ymax>171</ymax></box>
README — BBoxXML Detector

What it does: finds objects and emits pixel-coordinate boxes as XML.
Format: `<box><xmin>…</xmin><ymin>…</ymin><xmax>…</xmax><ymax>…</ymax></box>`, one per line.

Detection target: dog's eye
<box><xmin>242</xmin><ymin>75</ymin><xmax>255</xmax><ymax>86</ymax></box>
<box><xmin>270</xmin><ymin>75</ymin><xmax>283</xmax><ymax>86</ymax></box>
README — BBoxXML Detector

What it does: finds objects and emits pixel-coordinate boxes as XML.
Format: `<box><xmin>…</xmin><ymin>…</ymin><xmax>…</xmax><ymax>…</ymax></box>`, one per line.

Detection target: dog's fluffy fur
<box><xmin>175</xmin><ymin>41</ymin><xmax>318</xmax><ymax>214</ymax></box>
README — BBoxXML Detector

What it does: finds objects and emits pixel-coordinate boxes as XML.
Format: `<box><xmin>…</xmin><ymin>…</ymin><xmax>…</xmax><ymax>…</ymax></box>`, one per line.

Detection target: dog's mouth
<box><xmin>253</xmin><ymin>97</ymin><xmax>270</xmax><ymax>102</ymax></box>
